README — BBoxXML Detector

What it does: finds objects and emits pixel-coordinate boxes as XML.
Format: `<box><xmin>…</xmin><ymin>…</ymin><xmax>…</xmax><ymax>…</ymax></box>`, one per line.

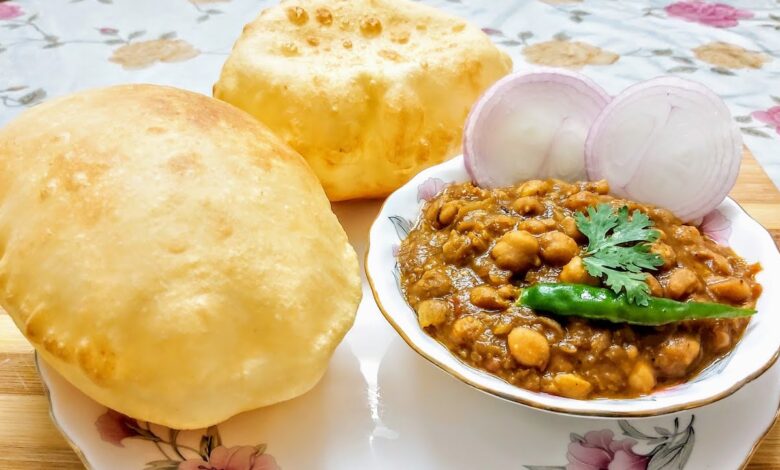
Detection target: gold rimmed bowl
<box><xmin>365</xmin><ymin>155</ymin><xmax>780</xmax><ymax>417</ymax></box>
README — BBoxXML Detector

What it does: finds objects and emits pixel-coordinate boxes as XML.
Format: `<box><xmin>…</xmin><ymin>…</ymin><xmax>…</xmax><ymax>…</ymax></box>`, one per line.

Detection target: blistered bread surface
<box><xmin>214</xmin><ymin>0</ymin><xmax>512</xmax><ymax>200</ymax></box>
<box><xmin>0</xmin><ymin>85</ymin><xmax>361</xmax><ymax>429</ymax></box>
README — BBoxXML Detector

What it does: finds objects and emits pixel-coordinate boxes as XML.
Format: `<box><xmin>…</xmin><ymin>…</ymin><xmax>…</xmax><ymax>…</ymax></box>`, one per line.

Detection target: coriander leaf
<box><xmin>607</xmin><ymin>208</ymin><xmax>660</xmax><ymax>247</ymax></box>
<box><xmin>575</xmin><ymin>204</ymin><xmax>664</xmax><ymax>305</ymax></box>
<box><xmin>574</xmin><ymin>204</ymin><xmax>618</xmax><ymax>253</ymax></box>
<box><xmin>582</xmin><ymin>256</ymin><xmax>653</xmax><ymax>306</ymax></box>
<box><xmin>597</xmin><ymin>245</ymin><xmax>663</xmax><ymax>273</ymax></box>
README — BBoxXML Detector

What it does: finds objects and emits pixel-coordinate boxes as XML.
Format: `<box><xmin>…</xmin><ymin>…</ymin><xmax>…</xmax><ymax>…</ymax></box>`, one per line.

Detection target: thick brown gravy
<box><xmin>398</xmin><ymin>179</ymin><xmax>761</xmax><ymax>399</ymax></box>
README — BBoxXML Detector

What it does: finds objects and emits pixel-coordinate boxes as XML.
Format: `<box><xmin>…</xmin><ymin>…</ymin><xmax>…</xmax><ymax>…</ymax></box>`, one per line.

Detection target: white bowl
<box><xmin>365</xmin><ymin>155</ymin><xmax>780</xmax><ymax>417</ymax></box>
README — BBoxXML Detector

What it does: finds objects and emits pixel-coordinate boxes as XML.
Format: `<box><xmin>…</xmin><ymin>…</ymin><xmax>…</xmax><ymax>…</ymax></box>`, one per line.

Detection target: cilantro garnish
<box><xmin>574</xmin><ymin>204</ymin><xmax>663</xmax><ymax>306</ymax></box>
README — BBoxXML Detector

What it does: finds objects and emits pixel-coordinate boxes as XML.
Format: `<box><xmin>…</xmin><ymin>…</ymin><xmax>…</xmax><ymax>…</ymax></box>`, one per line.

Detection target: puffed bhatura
<box><xmin>214</xmin><ymin>0</ymin><xmax>512</xmax><ymax>200</ymax></box>
<box><xmin>0</xmin><ymin>85</ymin><xmax>362</xmax><ymax>429</ymax></box>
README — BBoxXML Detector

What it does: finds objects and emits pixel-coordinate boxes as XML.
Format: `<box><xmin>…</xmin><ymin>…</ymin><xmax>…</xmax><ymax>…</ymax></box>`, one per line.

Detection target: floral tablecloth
<box><xmin>1</xmin><ymin>0</ymin><xmax>779</xmax><ymax>188</ymax></box>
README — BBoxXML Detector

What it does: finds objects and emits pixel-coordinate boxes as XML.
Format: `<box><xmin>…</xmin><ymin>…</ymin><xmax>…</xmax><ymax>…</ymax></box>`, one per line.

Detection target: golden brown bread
<box><xmin>214</xmin><ymin>0</ymin><xmax>512</xmax><ymax>200</ymax></box>
<box><xmin>0</xmin><ymin>84</ymin><xmax>361</xmax><ymax>429</ymax></box>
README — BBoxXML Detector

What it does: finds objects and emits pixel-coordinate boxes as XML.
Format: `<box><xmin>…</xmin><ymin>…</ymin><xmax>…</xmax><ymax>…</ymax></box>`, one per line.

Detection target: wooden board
<box><xmin>0</xmin><ymin>150</ymin><xmax>778</xmax><ymax>470</ymax></box>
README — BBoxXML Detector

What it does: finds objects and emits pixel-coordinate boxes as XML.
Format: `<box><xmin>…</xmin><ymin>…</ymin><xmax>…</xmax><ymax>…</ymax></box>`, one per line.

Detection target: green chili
<box><xmin>518</xmin><ymin>283</ymin><xmax>756</xmax><ymax>326</ymax></box>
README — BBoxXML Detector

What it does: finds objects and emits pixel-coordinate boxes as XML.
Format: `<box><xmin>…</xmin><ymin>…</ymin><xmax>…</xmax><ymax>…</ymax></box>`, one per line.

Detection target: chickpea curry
<box><xmin>397</xmin><ymin>179</ymin><xmax>762</xmax><ymax>399</ymax></box>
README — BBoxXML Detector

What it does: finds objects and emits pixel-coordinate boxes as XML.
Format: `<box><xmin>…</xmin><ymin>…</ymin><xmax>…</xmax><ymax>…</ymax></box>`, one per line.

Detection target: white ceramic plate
<box><xmin>365</xmin><ymin>155</ymin><xmax>780</xmax><ymax>417</ymax></box>
<box><xmin>36</xmin><ymin>198</ymin><xmax>780</xmax><ymax>470</ymax></box>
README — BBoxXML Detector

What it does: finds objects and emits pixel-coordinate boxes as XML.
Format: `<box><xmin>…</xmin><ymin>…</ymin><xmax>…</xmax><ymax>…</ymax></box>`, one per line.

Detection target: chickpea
<box><xmin>450</xmin><ymin>201</ymin><xmax>480</xmax><ymax>222</ymax></box>
<box><xmin>548</xmin><ymin>354</ymin><xmax>574</xmax><ymax>373</ymax></box>
<box><xmin>628</xmin><ymin>360</ymin><xmax>656</xmax><ymax>393</ymax></box>
<box><xmin>507</xmin><ymin>327</ymin><xmax>550</xmax><ymax>368</ymax></box>
<box><xmin>654</xmin><ymin>335</ymin><xmax>701</xmax><ymax>377</ymax></box>
<box><xmin>411</xmin><ymin>269</ymin><xmax>452</xmax><ymax>299</ymax></box>
<box><xmin>512</xmin><ymin>196</ymin><xmax>544</xmax><ymax>216</ymax></box>
<box><xmin>518</xmin><ymin>180</ymin><xmax>550</xmax><ymax>197</ymax></box>
<box><xmin>494</xmin><ymin>189</ymin><xmax>511</xmax><ymax>200</ymax></box>
<box><xmin>604</xmin><ymin>344</ymin><xmax>624</xmax><ymax>362</ymax></box>
<box><xmin>490</xmin><ymin>230</ymin><xmax>540</xmax><ymax>272</ymax></box>
<box><xmin>589</xmin><ymin>331</ymin><xmax>611</xmax><ymax>354</ymax></box>
<box><xmin>692</xmin><ymin>249</ymin><xmax>733</xmax><ymax>276</ymax></box>
<box><xmin>467</xmin><ymin>232</ymin><xmax>489</xmax><ymax>254</ymax></box>
<box><xmin>484</xmin><ymin>356</ymin><xmax>501</xmax><ymax>372</ymax></box>
<box><xmin>708</xmin><ymin>277</ymin><xmax>752</xmax><ymax>303</ymax></box>
<box><xmin>536</xmin><ymin>316</ymin><xmax>564</xmax><ymax>337</ymax></box>
<box><xmin>424</xmin><ymin>199</ymin><xmax>444</xmax><ymax>226</ymax></box>
<box><xmin>559</xmin><ymin>256</ymin><xmax>599</xmax><ymax>285</ymax></box>
<box><xmin>587</xmin><ymin>179</ymin><xmax>610</xmax><ymax>195</ymax></box>
<box><xmin>650</xmin><ymin>242</ymin><xmax>677</xmax><ymax>270</ymax></box>
<box><xmin>708</xmin><ymin>325</ymin><xmax>732</xmax><ymax>351</ymax></box>
<box><xmin>488</xmin><ymin>266</ymin><xmax>512</xmax><ymax>286</ymax></box>
<box><xmin>492</xmin><ymin>318</ymin><xmax>514</xmax><ymax>336</ymax></box>
<box><xmin>674</xmin><ymin>225</ymin><xmax>701</xmax><ymax>244</ymax></box>
<box><xmin>558</xmin><ymin>342</ymin><xmax>577</xmax><ymax>354</ymax></box>
<box><xmin>471</xmin><ymin>256</ymin><xmax>491</xmax><ymax>280</ymax></box>
<box><xmin>437</xmin><ymin>201</ymin><xmax>459</xmax><ymax>226</ymax></box>
<box><xmin>646</xmin><ymin>274</ymin><xmax>664</xmax><ymax>297</ymax></box>
<box><xmin>518</xmin><ymin>219</ymin><xmax>548</xmax><ymax>234</ymax></box>
<box><xmin>651</xmin><ymin>208</ymin><xmax>677</xmax><ymax>225</ymax></box>
<box><xmin>417</xmin><ymin>299</ymin><xmax>450</xmax><ymax>328</ymax></box>
<box><xmin>553</xmin><ymin>373</ymin><xmax>593</xmax><ymax>399</ymax></box>
<box><xmin>563</xmin><ymin>191</ymin><xmax>599</xmax><ymax>212</ymax></box>
<box><xmin>470</xmin><ymin>285</ymin><xmax>509</xmax><ymax>310</ymax></box>
<box><xmin>455</xmin><ymin>218</ymin><xmax>481</xmax><ymax>232</ymax></box>
<box><xmin>559</xmin><ymin>216</ymin><xmax>583</xmax><ymax>241</ymax></box>
<box><xmin>451</xmin><ymin>316</ymin><xmax>484</xmax><ymax>344</ymax></box>
<box><xmin>708</xmin><ymin>253</ymin><xmax>734</xmax><ymax>276</ymax></box>
<box><xmin>497</xmin><ymin>285</ymin><xmax>518</xmax><ymax>299</ymax></box>
<box><xmin>665</xmin><ymin>267</ymin><xmax>700</xmax><ymax>300</ymax></box>
<box><xmin>485</xmin><ymin>214</ymin><xmax>516</xmax><ymax>233</ymax></box>
<box><xmin>539</xmin><ymin>231</ymin><xmax>579</xmax><ymax>266</ymax></box>
<box><xmin>442</xmin><ymin>231</ymin><xmax>473</xmax><ymax>265</ymax></box>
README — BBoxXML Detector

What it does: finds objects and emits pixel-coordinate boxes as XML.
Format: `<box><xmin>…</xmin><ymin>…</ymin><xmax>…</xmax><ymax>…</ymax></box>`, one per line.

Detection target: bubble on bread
<box><xmin>214</xmin><ymin>0</ymin><xmax>512</xmax><ymax>201</ymax></box>
<box><xmin>0</xmin><ymin>85</ymin><xmax>362</xmax><ymax>429</ymax></box>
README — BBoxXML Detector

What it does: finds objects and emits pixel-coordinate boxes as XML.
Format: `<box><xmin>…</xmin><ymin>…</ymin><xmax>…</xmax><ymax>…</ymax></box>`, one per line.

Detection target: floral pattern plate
<box><xmin>36</xmin><ymin>196</ymin><xmax>780</xmax><ymax>470</ymax></box>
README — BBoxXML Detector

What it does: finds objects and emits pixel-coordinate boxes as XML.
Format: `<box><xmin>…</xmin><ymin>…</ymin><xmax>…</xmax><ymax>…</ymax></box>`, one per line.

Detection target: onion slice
<box><xmin>463</xmin><ymin>69</ymin><xmax>610</xmax><ymax>188</ymax></box>
<box><xmin>585</xmin><ymin>77</ymin><xmax>742</xmax><ymax>222</ymax></box>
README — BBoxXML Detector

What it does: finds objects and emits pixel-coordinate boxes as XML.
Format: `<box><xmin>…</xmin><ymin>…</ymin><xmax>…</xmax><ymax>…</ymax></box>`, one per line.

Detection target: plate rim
<box><xmin>35</xmin><ymin>351</ymin><xmax>97</xmax><ymax>470</ymax></box>
<box><xmin>34</xmin><ymin>349</ymin><xmax>780</xmax><ymax>470</ymax></box>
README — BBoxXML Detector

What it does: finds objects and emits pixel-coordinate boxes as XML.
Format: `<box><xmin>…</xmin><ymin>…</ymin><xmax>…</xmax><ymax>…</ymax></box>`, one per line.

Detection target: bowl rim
<box><xmin>365</xmin><ymin>156</ymin><xmax>780</xmax><ymax>418</ymax></box>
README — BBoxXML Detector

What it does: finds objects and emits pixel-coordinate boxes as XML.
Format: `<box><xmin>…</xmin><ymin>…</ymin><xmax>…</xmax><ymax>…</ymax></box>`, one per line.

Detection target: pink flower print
<box><xmin>700</xmin><ymin>209</ymin><xmax>732</xmax><ymax>245</ymax></box>
<box><xmin>417</xmin><ymin>177</ymin><xmax>447</xmax><ymax>202</ymax></box>
<box><xmin>664</xmin><ymin>1</ymin><xmax>753</xmax><ymax>28</ymax></box>
<box><xmin>0</xmin><ymin>3</ymin><xmax>23</xmax><ymax>20</ymax></box>
<box><xmin>95</xmin><ymin>409</ymin><xmax>140</xmax><ymax>447</ymax></box>
<box><xmin>752</xmin><ymin>106</ymin><xmax>780</xmax><ymax>136</ymax></box>
<box><xmin>481</xmin><ymin>27</ymin><xmax>503</xmax><ymax>36</ymax></box>
<box><xmin>179</xmin><ymin>446</ymin><xmax>280</xmax><ymax>470</ymax></box>
<box><xmin>566</xmin><ymin>429</ymin><xmax>648</xmax><ymax>470</ymax></box>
